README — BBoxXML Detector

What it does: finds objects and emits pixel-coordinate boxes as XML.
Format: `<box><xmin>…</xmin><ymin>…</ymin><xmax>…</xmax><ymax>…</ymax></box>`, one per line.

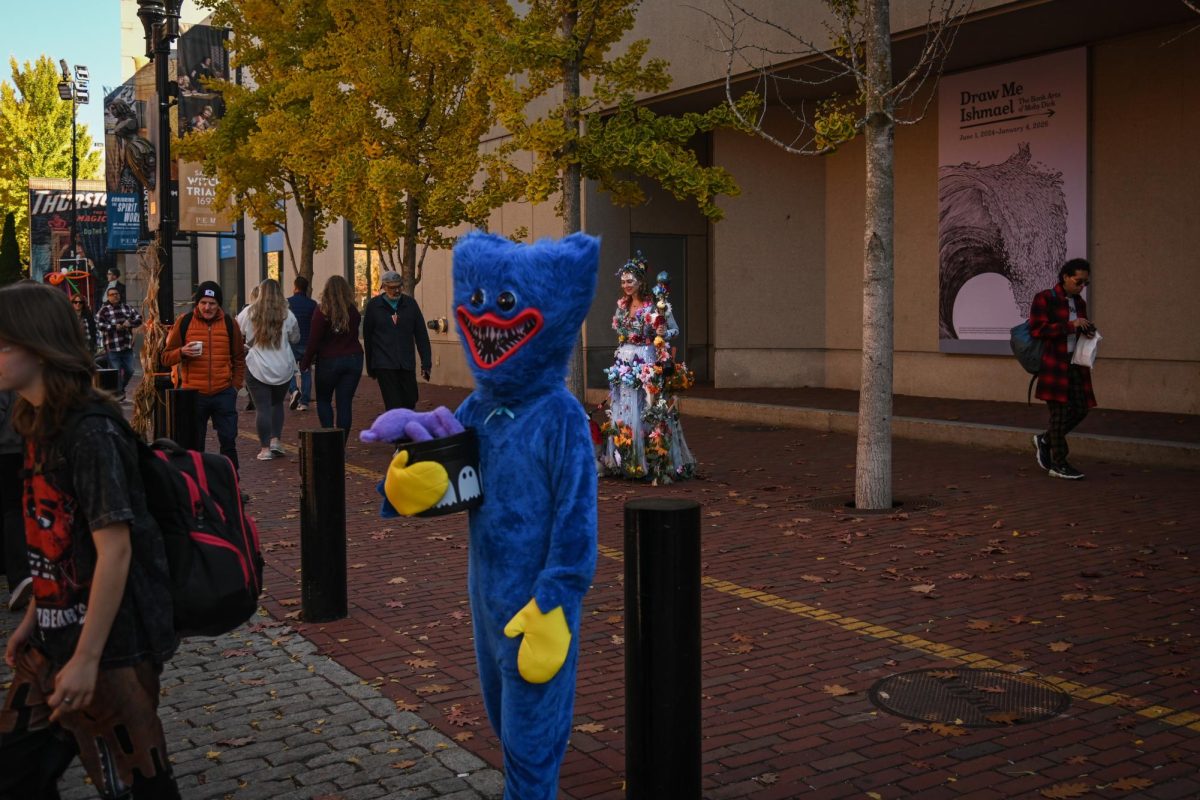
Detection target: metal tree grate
<box><xmin>868</xmin><ymin>668</ymin><xmax>1071</xmax><ymax>728</ymax></box>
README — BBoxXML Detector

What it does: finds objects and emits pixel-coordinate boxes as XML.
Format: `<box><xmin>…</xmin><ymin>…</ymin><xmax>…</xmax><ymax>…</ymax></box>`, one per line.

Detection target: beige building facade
<box><xmin>124</xmin><ymin>0</ymin><xmax>1200</xmax><ymax>415</ymax></box>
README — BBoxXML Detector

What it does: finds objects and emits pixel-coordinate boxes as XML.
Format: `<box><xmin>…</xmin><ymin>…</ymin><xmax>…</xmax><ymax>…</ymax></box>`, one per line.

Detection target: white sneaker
<box><xmin>8</xmin><ymin>576</ymin><xmax>32</xmax><ymax>612</ymax></box>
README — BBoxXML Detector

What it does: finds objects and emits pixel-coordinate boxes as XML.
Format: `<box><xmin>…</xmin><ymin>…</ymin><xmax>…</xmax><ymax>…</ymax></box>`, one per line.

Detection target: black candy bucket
<box><xmin>395</xmin><ymin>428</ymin><xmax>484</xmax><ymax>517</ymax></box>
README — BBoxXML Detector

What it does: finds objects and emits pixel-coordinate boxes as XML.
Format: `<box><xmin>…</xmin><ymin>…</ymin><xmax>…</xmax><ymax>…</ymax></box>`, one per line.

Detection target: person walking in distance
<box><xmin>362</xmin><ymin>271</ymin><xmax>431</xmax><ymax>411</ymax></box>
<box><xmin>299</xmin><ymin>275</ymin><xmax>363</xmax><ymax>440</ymax></box>
<box><xmin>94</xmin><ymin>286</ymin><xmax>143</xmax><ymax>401</ymax></box>
<box><xmin>70</xmin><ymin>294</ymin><xmax>99</xmax><ymax>356</ymax></box>
<box><xmin>0</xmin><ymin>282</ymin><xmax>181</xmax><ymax>799</ymax></box>
<box><xmin>1030</xmin><ymin>258</ymin><xmax>1097</xmax><ymax>480</ymax></box>
<box><xmin>161</xmin><ymin>281</ymin><xmax>247</xmax><ymax>471</ymax></box>
<box><xmin>286</xmin><ymin>275</ymin><xmax>316</xmax><ymax>412</ymax></box>
<box><xmin>237</xmin><ymin>280</ymin><xmax>300</xmax><ymax>461</ymax></box>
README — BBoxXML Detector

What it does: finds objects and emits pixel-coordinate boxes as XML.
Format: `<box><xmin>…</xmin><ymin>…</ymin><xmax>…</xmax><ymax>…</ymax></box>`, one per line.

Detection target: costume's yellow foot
<box><xmin>504</xmin><ymin>598</ymin><xmax>571</xmax><ymax>684</ymax></box>
<box><xmin>384</xmin><ymin>450</ymin><xmax>450</xmax><ymax>516</ymax></box>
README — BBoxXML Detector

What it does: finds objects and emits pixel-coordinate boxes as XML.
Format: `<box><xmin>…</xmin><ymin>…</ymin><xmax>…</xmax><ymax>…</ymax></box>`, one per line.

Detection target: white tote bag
<box><xmin>1071</xmin><ymin>331</ymin><xmax>1102</xmax><ymax>369</ymax></box>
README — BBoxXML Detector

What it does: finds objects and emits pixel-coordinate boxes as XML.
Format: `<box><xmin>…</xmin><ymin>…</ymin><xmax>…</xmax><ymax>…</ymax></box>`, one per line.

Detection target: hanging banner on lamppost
<box><xmin>937</xmin><ymin>48</ymin><xmax>1088</xmax><ymax>354</ymax></box>
<box><xmin>176</xmin><ymin>23</ymin><xmax>233</xmax><ymax>233</ymax></box>
<box><xmin>104</xmin><ymin>78</ymin><xmax>155</xmax><ymax>250</ymax></box>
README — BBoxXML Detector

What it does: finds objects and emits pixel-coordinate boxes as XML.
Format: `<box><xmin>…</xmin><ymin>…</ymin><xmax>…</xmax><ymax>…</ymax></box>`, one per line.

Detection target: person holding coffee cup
<box><xmin>162</xmin><ymin>281</ymin><xmax>246</xmax><ymax>471</ymax></box>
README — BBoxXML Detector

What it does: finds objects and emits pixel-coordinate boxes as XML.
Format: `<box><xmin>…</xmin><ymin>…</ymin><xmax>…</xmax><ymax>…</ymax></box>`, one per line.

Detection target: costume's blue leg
<box><xmin>472</xmin><ymin>608</ymin><xmax>505</xmax><ymax>743</ymax></box>
<box><xmin>498</xmin><ymin>639</ymin><xmax>579</xmax><ymax>800</ymax></box>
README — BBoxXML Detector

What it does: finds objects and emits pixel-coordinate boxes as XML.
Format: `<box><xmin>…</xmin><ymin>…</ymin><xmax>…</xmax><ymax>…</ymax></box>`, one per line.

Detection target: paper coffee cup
<box><xmin>191</xmin><ymin>341</ymin><xmax>203</xmax><ymax>356</ymax></box>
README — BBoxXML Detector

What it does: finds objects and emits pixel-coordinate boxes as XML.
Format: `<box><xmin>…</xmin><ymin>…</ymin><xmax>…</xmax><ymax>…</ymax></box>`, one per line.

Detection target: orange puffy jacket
<box><xmin>162</xmin><ymin>308</ymin><xmax>247</xmax><ymax>395</ymax></box>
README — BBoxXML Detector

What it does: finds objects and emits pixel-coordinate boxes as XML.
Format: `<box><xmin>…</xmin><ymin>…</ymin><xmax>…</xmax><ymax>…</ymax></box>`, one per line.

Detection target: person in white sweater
<box><xmin>236</xmin><ymin>279</ymin><xmax>300</xmax><ymax>460</ymax></box>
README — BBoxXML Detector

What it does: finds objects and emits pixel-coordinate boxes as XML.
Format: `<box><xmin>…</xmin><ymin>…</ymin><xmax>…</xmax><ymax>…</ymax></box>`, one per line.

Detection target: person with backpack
<box><xmin>0</xmin><ymin>390</ymin><xmax>31</xmax><ymax>612</ymax></box>
<box><xmin>162</xmin><ymin>281</ymin><xmax>247</xmax><ymax>471</ymax></box>
<box><xmin>1029</xmin><ymin>258</ymin><xmax>1097</xmax><ymax>480</ymax></box>
<box><xmin>236</xmin><ymin>279</ymin><xmax>300</xmax><ymax>461</ymax></box>
<box><xmin>286</xmin><ymin>275</ymin><xmax>317</xmax><ymax>412</ymax></box>
<box><xmin>0</xmin><ymin>281</ymin><xmax>181</xmax><ymax>799</ymax></box>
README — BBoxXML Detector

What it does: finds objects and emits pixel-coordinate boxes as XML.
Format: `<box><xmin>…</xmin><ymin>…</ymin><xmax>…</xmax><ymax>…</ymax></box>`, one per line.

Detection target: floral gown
<box><xmin>600</xmin><ymin>300</ymin><xmax>696</xmax><ymax>483</ymax></box>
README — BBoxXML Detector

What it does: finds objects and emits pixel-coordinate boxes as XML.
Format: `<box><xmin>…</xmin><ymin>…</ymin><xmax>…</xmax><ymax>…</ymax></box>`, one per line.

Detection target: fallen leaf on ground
<box><xmin>1040</xmin><ymin>783</ymin><xmax>1090</xmax><ymax>799</ymax></box>
<box><xmin>929</xmin><ymin>670</ymin><xmax>957</xmax><ymax>680</ymax></box>
<box><xmin>986</xmin><ymin>711</ymin><xmax>1021</xmax><ymax>725</ymax></box>
<box><xmin>799</xmin><ymin>575</ymin><xmax>828</xmax><ymax>584</ymax></box>
<box><xmin>753</xmin><ymin>773</ymin><xmax>777</xmax><ymax>785</ymax></box>
<box><xmin>405</xmin><ymin>658</ymin><xmax>437</xmax><ymax>670</ymax></box>
<box><xmin>1155</xmin><ymin>666</ymin><xmax>1190</xmax><ymax>678</ymax></box>
<box><xmin>453</xmin><ymin>732</ymin><xmax>474</xmax><ymax>742</ymax></box>
<box><xmin>1109</xmin><ymin>777</ymin><xmax>1153</xmax><ymax>792</ymax></box>
<box><xmin>391</xmin><ymin>760</ymin><xmax>417</xmax><ymax>770</ymax></box>
<box><xmin>444</xmin><ymin>705</ymin><xmax>481</xmax><ymax>727</ymax></box>
<box><xmin>977</xmin><ymin>685</ymin><xmax>1006</xmax><ymax>694</ymax></box>
<box><xmin>910</xmin><ymin>584</ymin><xmax>937</xmax><ymax>595</ymax></box>
<box><xmin>730</xmin><ymin>632</ymin><xmax>753</xmax><ymax>643</ymax></box>
<box><xmin>1048</xmin><ymin>641</ymin><xmax>1074</xmax><ymax>652</ymax></box>
<box><xmin>948</xmin><ymin>572</ymin><xmax>973</xmax><ymax>580</ymax></box>
<box><xmin>573</xmin><ymin>722</ymin><xmax>606</xmax><ymax>733</ymax></box>
<box><xmin>387</xmin><ymin>577</ymin><xmax>408</xmax><ymax>585</ymax></box>
<box><xmin>278</xmin><ymin>598</ymin><xmax>300</xmax><ymax>607</ymax></box>
<box><xmin>1064</xmin><ymin>755</ymin><xmax>1089</xmax><ymax>765</ymax></box>
<box><xmin>415</xmin><ymin>684</ymin><xmax>450</xmax><ymax>696</ymax></box>
<box><xmin>822</xmin><ymin>684</ymin><xmax>854</xmax><ymax>697</ymax></box>
<box><xmin>899</xmin><ymin>722</ymin><xmax>928</xmax><ymax>733</ymax></box>
<box><xmin>1061</xmin><ymin>592</ymin><xmax>1091</xmax><ymax>601</ymax></box>
<box><xmin>966</xmin><ymin>620</ymin><xmax>996</xmax><ymax>631</ymax></box>
<box><xmin>395</xmin><ymin>700</ymin><xmax>420</xmax><ymax>712</ymax></box>
<box><xmin>909</xmin><ymin>759</ymin><xmax>936</xmax><ymax>769</ymax></box>
<box><xmin>216</xmin><ymin>736</ymin><xmax>254</xmax><ymax>747</ymax></box>
<box><xmin>928</xmin><ymin>723</ymin><xmax>967</xmax><ymax>737</ymax></box>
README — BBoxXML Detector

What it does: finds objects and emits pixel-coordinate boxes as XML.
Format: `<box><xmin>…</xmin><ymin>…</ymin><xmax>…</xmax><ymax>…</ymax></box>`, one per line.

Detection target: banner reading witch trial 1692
<box><xmin>937</xmin><ymin>48</ymin><xmax>1088</xmax><ymax>354</ymax></box>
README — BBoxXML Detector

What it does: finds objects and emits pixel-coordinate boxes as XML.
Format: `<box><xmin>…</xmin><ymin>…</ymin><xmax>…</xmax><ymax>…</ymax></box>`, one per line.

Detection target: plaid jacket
<box><xmin>1029</xmin><ymin>285</ymin><xmax>1096</xmax><ymax>407</ymax></box>
<box><xmin>95</xmin><ymin>302</ymin><xmax>144</xmax><ymax>353</ymax></box>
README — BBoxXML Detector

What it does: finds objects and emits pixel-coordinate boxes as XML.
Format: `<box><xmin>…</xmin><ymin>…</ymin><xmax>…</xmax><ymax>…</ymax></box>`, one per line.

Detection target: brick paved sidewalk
<box><xmin>0</xmin><ymin>609</ymin><xmax>504</xmax><ymax>799</ymax></box>
<box><xmin>232</xmin><ymin>383</ymin><xmax>1197</xmax><ymax>800</ymax></box>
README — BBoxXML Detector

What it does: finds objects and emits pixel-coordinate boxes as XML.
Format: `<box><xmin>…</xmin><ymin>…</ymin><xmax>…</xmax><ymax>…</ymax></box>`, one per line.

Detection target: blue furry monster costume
<box><xmin>366</xmin><ymin>232</ymin><xmax>600</xmax><ymax>799</ymax></box>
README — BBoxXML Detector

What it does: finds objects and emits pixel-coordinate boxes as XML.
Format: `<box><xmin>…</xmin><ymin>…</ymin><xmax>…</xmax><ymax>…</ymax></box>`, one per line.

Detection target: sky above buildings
<box><xmin>2</xmin><ymin>0</ymin><xmax>123</xmax><ymax>147</ymax></box>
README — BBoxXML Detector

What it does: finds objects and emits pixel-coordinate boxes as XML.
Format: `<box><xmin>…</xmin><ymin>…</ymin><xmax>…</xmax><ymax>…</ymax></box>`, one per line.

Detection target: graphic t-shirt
<box><xmin>24</xmin><ymin>413</ymin><xmax>178</xmax><ymax>668</ymax></box>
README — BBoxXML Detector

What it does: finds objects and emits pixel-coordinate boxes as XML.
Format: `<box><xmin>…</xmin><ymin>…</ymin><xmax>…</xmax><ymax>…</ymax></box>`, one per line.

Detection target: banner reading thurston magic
<box><xmin>27</xmin><ymin>179</ymin><xmax>114</xmax><ymax>287</ymax></box>
<box><xmin>937</xmin><ymin>48</ymin><xmax>1088</xmax><ymax>354</ymax></box>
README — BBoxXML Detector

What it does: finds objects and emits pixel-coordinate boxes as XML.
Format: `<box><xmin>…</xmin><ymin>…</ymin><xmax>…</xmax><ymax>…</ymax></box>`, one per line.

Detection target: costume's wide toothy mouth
<box><xmin>456</xmin><ymin>307</ymin><xmax>544</xmax><ymax>369</ymax></box>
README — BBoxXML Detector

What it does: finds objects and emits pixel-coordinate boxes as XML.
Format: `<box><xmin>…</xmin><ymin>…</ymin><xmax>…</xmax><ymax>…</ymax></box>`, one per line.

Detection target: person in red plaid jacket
<box><xmin>1029</xmin><ymin>259</ymin><xmax>1096</xmax><ymax>480</ymax></box>
<box><xmin>94</xmin><ymin>286</ymin><xmax>143</xmax><ymax>400</ymax></box>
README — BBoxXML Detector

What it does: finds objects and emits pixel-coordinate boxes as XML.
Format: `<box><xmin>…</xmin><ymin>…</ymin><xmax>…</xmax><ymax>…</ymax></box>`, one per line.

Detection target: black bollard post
<box><xmin>166</xmin><ymin>388</ymin><xmax>199</xmax><ymax>450</ymax></box>
<box><xmin>95</xmin><ymin>368</ymin><xmax>119</xmax><ymax>393</ymax></box>
<box><xmin>299</xmin><ymin>428</ymin><xmax>347</xmax><ymax>622</ymax></box>
<box><xmin>624</xmin><ymin>498</ymin><xmax>702</xmax><ymax>800</ymax></box>
<box><xmin>152</xmin><ymin>374</ymin><xmax>173</xmax><ymax>440</ymax></box>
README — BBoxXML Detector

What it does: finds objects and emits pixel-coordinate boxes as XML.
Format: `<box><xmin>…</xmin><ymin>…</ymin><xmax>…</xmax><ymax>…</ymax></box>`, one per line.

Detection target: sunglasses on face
<box><xmin>71</xmin><ymin>300</ymin><xmax>82</xmax><ymax>305</ymax></box>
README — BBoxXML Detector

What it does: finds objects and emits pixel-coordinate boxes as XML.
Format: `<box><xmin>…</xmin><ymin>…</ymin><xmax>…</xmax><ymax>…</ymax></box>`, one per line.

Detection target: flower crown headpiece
<box><xmin>616</xmin><ymin>252</ymin><xmax>647</xmax><ymax>282</ymax></box>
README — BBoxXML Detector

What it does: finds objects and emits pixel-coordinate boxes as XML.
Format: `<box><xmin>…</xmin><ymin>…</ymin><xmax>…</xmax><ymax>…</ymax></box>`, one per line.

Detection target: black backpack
<box><xmin>1009</xmin><ymin>321</ymin><xmax>1044</xmax><ymax>403</ymax></box>
<box><xmin>63</xmin><ymin>406</ymin><xmax>263</xmax><ymax>637</ymax></box>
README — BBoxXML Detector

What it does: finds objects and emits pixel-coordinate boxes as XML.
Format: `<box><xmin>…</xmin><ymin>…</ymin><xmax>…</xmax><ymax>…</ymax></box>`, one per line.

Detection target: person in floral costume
<box><xmin>600</xmin><ymin>254</ymin><xmax>696</xmax><ymax>484</ymax></box>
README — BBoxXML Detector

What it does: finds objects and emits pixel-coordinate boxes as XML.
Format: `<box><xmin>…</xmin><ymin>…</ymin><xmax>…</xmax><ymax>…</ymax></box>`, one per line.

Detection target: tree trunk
<box><xmin>299</xmin><ymin>203</ymin><xmax>316</xmax><ymax>283</ymax></box>
<box><xmin>562</xmin><ymin>5</ymin><xmax>587</xmax><ymax>403</ymax></box>
<box><xmin>855</xmin><ymin>0</ymin><xmax>895</xmax><ymax>511</ymax></box>
<box><xmin>403</xmin><ymin>194</ymin><xmax>419</xmax><ymax>297</ymax></box>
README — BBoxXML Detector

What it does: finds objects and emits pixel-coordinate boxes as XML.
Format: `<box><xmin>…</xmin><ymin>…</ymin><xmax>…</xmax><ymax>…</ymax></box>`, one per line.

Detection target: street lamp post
<box><xmin>57</xmin><ymin>61</ymin><xmax>88</xmax><ymax>268</ymax></box>
<box><xmin>137</xmin><ymin>0</ymin><xmax>183</xmax><ymax>326</ymax></box>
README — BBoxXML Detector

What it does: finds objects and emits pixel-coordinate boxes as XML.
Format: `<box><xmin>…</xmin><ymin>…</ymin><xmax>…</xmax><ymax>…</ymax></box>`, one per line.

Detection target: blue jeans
<box><xmin>195</xmin><ymin>386</ymin><xmax>240</xmax><ymax>472</ymax></box>
<box><xmin>286</xmin><ymin>345</ymin><xmax>311</xmax><ymax>404</ymax></box>
<box><xmin>106</xmin><ymin>349</ymin><xmax>137</xmax><ymax>391</ymax></box>
<box><xmin>315</xmin><ymin>353</ymin><xmax>364</xmax><ymax>438</ymax></box>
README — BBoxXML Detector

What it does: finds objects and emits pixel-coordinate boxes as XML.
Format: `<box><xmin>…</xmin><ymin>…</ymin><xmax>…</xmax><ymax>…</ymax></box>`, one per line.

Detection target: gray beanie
<box><xmin>380</xmin><ymin>271</ymin><xmax>402</xmax><ymax>286</ymax></box>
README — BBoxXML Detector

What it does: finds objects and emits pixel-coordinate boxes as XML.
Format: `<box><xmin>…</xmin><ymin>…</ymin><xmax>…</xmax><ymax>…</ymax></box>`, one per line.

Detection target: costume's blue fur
<box><xmin>453</xmin><ymin>232</ymin><xmax>599</xmax><ymax>798</ymax></box>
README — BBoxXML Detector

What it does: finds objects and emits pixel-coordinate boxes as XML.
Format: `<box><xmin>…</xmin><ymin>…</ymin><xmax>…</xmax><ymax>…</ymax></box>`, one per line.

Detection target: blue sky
<box><xmin>2</xmin><ymin>1</ymin><xmax>122</xmax><ymax>155</ymax></box>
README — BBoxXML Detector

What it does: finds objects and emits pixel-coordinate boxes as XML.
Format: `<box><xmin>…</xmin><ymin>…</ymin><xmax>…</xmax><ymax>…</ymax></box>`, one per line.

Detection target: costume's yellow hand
<box><xmin>503</xmin><ymin>598</ymin><xmax>571</xmax><ymax>684</ymax></box>
<box><xmin>384</xmin><ymin>450</ymin><xmax>450</xmax><ymax>516</ymax></box>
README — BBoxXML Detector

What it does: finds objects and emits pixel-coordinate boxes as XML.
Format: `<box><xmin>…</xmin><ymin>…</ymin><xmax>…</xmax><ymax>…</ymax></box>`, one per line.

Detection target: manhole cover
<box><xmin>868</xmin><ymin>668</ymin><xmax>1070</xmax><ymax>727</ymax></box>
<box><xmin>806</xmin><ymin>494</ymin><xmax>942</xmax><ymax>514</ymax></box>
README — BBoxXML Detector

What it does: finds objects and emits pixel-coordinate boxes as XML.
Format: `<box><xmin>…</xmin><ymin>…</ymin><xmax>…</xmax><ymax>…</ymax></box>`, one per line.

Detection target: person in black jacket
<box><xmin>362</xmin><ymin>271</ymin><xmax>432</xmax><ymax>410</ymax></box>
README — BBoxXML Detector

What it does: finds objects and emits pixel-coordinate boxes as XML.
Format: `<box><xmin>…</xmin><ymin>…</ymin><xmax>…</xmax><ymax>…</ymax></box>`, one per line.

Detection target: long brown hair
<box><xmin>0</xmin><ymin>282</ymin><xmax>116</xmax><ymax>441</ymax></box>
<box><xmin>248</xmin><ymin>279</ymin><xmax>287</xmax><ymax>349</ymax></box>
<box><xmin>319</xmin><ymin>274</ymin><xmax>355</xmax><ymax>334</ymax></box>
<box><xmin>616</xmin><ymin>270</ymin><xmax>652</xmax><ymax>309</ymax></box>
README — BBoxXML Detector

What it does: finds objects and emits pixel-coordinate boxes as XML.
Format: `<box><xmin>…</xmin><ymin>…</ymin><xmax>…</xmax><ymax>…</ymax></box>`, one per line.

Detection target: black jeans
<box><xmin>315</xmin><ymin>354</ymin><xmax>364</xmax><ymax>438</ymax></box>
<box><xmin>0</xmin><ymin>452</ymin><xmax>27</xmax><ymax>589</ymax></box>
<box><xmin>1045</xmin><ymin>365</ymin><xmax>1090</xmax><ymax>466</ymax></box>
<box><xmin>195</xmin><ymin>387</ymin><xmax>240</xmax><ymax>471</ymax></box>
<box><xmin>376</xmin><ymin>368</ymin><xmax>418</xmax><ymax>411</ymax></box>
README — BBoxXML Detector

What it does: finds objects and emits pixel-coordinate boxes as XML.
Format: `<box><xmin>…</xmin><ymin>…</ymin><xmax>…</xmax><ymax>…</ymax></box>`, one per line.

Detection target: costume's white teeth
<box><xmin>468</xmin><ymin>317</ymin><xmax>538</xmax><ymax>365</ymax></box>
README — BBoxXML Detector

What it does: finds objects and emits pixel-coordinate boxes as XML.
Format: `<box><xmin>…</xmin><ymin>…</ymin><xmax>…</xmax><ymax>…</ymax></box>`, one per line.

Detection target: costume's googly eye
<box><xmin>497</xmin><ymin>291</ymin><xmax>517</xmax><ymax>312</ymax></box>
<box><xmin>470</xmin><ymin>289</ymin><xmax>485</xmax><ymax>307</ymax></box>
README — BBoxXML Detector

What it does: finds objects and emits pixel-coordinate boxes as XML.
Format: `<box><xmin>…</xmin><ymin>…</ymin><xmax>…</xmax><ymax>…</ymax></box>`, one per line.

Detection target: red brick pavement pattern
<box><xmin>222</xmin><ymin>383</ymin><xmax>1199</xmax><ymax>799</ymax></box>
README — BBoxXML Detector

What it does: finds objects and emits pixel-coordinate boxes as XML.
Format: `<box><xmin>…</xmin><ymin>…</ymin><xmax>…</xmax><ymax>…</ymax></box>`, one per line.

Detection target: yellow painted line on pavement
<box><xmin>238</xmin><ymin>436</ymin><xmax>1198</xmax><ymax>734</ymax></box>
<box><xmin>596</xmin><ymin>544</ymin><xmax>1200</xmax><ymax>734</ymax></box>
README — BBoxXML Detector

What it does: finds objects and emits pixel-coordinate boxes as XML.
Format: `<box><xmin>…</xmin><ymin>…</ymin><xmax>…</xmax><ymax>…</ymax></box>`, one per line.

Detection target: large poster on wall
<box><xmin>177</xmin><ymin>23</ymin><xmax>233</xmax><ymax>233</ymax></box>
<box><xmin>27</xmin><ymin>181</ymin><xmax>114</xmax><ymax>287</ymax></box>
<box><xmin>937</xmin><ymin>48</ymin><xmax>1087</xmax><ymax>354</ymax></box>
